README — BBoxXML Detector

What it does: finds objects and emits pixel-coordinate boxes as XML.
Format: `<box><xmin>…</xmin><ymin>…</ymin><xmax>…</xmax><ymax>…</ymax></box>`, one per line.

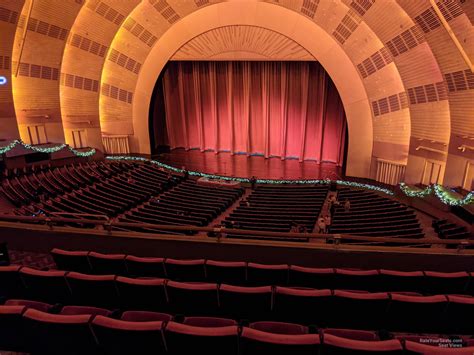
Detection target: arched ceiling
<box><xmin>1</xmin><ymin>0</ymin><xmax>472</xmax><ymax>185</ymax></box>
<box><xmin>170</xmin><ymin>25</ymin><xmax>315</xmax><ymax>61</ymax></box>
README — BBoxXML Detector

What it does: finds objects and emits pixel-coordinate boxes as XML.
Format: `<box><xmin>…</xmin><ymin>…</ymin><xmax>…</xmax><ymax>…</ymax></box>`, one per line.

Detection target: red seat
<box><xmin>240</xmin><ymin>326</ymin><xmax>320</xmax><ymax>355</ymax></box>
<box><xmin>60</xmin><ymin>305</ymin><xmax>112</xmax><ymax>317</ymax></box>
<box><xmin>330</xmin><ymin>290</ymin><xmax>390</xmax><ymax>330</ymax></box>
<box><xmin>273</xmin><ymin>287</ymin><xmax>332</xmax><ymax>325</ymax></box>
<box><xmin>205</xmin><ymin>260</ymin><xmax>247</xmax><ymax>285</ymax></box>
<box><xmin>247</xmin><ymin>262</ymin><xmax>288</xmax><ymax>286</ymax></box>
<box><xmin>444</xmin><ymin>295</ymin><xmax>474</xmax><ymax>334</ymax></box>
<box><xmin>250</xmin><ymin>321</ymin><xmax>308</xmax><ymax>334</ymax></box>
<box><xmin>66</xmin><ymin>272</ymin><xmax>119</xmax><ymax>309</ymax></box>
<box><xmin>0</xmin><ymin>305</ymin><xmax>28</xmax><ymax>352</ymax></box>
<box><xmin>5</xmin><ymin>299</ymin><xmax>53</xmax><ymax>313</ymax></box>
<box><xmin>23</xmin><ymin>308</ymin><xmax>98</xmax><ymax>355</ymax></box>
<box><xmin>334</xmin><ymin>268</ymin><xmax>379</xmax><ymax>292</ymax></box>
<box><xmin>219</xmin><ymin>284</ymin><xmax>272</xmax><ymax>321</ymax></box>
<box><xmin>164</xmin><ymin>258</ymin><xmax>206</xmax><ymax>282</ymax></box>
<box><xmin>51</xmin><ymin>248</ymin><xmax>91</xmax><ymax>274</ymax></box>
<box><xmin>324</xmin><ymin>328</ymin><xmax>379</xmax><ymax>341</ymax></box>
<box><xmin>378</xmin><ymin>270</ymin><xmax>424</xmax><ymax>293</ymax></box>
<box><xmin>116</xmin><ymin>276</ymin><xmax>168</xmax><ymax>311</ymax></box>
<box><xmin>424</xmin><ymin>271</ymin><xmax>470</xmax><ymax>295</ymax></box>
<box><xmin>166</xmin><ymin>281</ymin><xmax>219</xmax><ymax>316</ymax></box>
<box><xmin>124</xmin><ymin>255</ymin><xmax>165</xmax><ymax>278</ymax></box>
<box><xmin>0</xmin><ymin>265</ymin><xmax>25</xmax><ymax>298</ymax></box>
<box><xmin>91</xmin><ymin>315</ymin><xmax>166</xmax><ymax>355</ymax></box>
<box><xmin>121</xmin><ymin>310</ymin><xmax>172</xmax><ymax>322</ymax></box>
<box><xmin>288</xmin><ymin>265</ymin><xmax>334</xmax><ymax>289</ymax></box>
<box><xmin>20</xmin><ymin>267</ymin><xmax>70</xmax><ymax>304</ymax></box>
<box><xmin>164</xmin><ymin>321</ymin><xmax>239</xmax><ymax>355</ymax></box>
<box><xmin>183</xmin><ymin>316</ymin><xmax>237</xmax><ymax>327</ymax></box>
<box><xmin>386</xmin><ymin>293</ymin><xmax>448</xmax><ymax>333</ymax></box>
<box><xmin>88</xmin><ymin>251</ymin><xmax>127</xmax><ymax>276</ymax></box>
<box><xmin>322</xmin><ymin>333</ymin><xmax>403</xmax><ymax>354</ymax></box>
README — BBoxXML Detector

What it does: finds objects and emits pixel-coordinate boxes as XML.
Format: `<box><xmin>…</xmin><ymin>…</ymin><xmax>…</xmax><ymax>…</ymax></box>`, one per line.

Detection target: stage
<box><xmin>154</xmin><ymin>148</ymin><xmax>342</xmax><ymax>180</ymax></box>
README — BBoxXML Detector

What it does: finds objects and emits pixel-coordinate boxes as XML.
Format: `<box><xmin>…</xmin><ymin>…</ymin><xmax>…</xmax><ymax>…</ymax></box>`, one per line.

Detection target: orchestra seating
<box><xmin>2</xmin><ymin>161</ymin><xmax>181</xmax><ymax>218</ymax></box>
<box><xmin>433</xmin><ymin>218</ymin><xmax>471</xmax><ymax>240</ymax></box>
<box><xmin>329</xmin><ymin>188</ymin><xmax>425</xmax><ymax>242</ymax></box>
<box><xmin>224</xmin><ymin>185</ymin><xmax>328</xmax><ymax>239</ymax></box>
<box><xmin>0</xmin><ymin>160</ymin><xmax>468</xmax><ymax>247</ymax></box>
<box><xmin>119</xmin><ymin>179</ymin><xmax>244</xmax><ymax>234</ymax></box>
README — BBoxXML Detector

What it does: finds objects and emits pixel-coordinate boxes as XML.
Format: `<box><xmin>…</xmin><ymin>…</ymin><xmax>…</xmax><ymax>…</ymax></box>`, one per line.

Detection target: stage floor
<box><xmin>155</xmin><ymin>149</ymin><xmax>342</xmax><ymax>180</ymax></box>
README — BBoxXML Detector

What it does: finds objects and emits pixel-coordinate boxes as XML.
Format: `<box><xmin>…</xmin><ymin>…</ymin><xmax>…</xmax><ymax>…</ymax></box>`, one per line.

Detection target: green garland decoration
<box><xmin>399</xmin><ymin>182</ymin><xmax>473</xmax><ymax>206</ymax></box>
<box><xmin>399</xmin><ymin>182</ymin><xmax>432</xmax><ymax>198</ymax></box>
<box><xmin>107</xmin><ymin>155</ymin><xmax>474</xmax><ymax>206</ymax></box>
<box><xmin>106</xmin><ymin>155</ymin><xmax>394</xmax><ymax>195</ymax></box>
<box><xmin>433</xmin><ymin>184</ymin><xmax>474</xmax><ymax>206</ymax></box>
<box><xmin>0</xmin><ymin>140</ymin><xmax>96</xmax><ymax>157</ymax></box>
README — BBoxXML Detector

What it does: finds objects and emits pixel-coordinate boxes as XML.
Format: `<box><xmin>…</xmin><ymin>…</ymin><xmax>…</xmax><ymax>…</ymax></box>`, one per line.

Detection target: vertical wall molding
<box><xmin>376</xmin><ymin>158</ymin><xmax>406</xmax><ymax>185</ymax></box>
<box><xmin>102</xmin><ymin>135</ymin><xmax>130</xmax><ymax>154</ymax></box>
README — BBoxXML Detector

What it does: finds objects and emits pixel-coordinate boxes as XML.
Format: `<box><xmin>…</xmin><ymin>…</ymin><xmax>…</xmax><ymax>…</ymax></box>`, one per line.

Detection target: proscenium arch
<box><xmin>131</xmin><ymin>2</ymin><xmax>373</xmax><ymax>178</ymax></box>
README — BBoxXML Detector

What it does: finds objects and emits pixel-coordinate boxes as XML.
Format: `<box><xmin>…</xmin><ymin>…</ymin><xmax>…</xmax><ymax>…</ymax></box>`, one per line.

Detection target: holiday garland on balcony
<box><xmin>107</xmin><ymin>156</ymin><xmax>474</xmax><ymax>206</ymax></box>
<box><xmin>399</xmin><ymin>182</ymin><xmax>433</xmax><ymax>198</ymax></box>
<box><xmin>399</xmin><ymin>182</ymin><xmax>473</xmax><ymax>206</ymax></box>
<box><xmin>0</xmin><ymin>139</ymin><xmax>96</xmax><ymax>157</ymax></box>
<box><xmin>106</xmin><ymin>156</ymin><xmax>394</xmax><ymax>195</ymax></box>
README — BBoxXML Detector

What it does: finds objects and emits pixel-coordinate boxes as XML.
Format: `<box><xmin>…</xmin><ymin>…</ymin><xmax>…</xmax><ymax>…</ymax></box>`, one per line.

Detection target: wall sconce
<box><xmin>457</xmin><ymin>145</ymin><xmax>474</xmax><ymax>153</ymax></box>
<box><xmin>415</xmin><ymin>146</ymin><xmax>448</xmax><ymax>155</ymax></box>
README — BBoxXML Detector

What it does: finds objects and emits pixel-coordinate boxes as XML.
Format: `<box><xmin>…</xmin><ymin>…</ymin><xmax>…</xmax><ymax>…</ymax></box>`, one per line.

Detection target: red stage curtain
<box><xmin>162</xmin><ymin>61</ymin><xmax>346</xmax><ymax>165</ymax></box>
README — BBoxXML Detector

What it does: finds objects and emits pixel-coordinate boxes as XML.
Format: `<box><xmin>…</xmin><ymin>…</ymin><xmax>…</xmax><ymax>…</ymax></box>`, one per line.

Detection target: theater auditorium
<box><xmin>0</xmin><ymin>0</ymin><xmax>474</xmax><ymax>353</ymax></box>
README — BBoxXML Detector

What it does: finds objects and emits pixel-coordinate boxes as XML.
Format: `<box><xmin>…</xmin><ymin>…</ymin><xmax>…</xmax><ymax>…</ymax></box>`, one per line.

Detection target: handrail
<box><xmin>49</xmin><ymin>212</ymin><xmax>109</xmax><ymax>222</ymax></box>
<box><xmin>0</xmin><ymin>214</ymin><xmax>471</xmax><ymax>247</ymax></box>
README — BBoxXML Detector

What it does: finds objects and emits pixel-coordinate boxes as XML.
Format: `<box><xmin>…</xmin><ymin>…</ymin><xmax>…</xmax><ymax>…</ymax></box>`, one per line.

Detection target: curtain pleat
<box><xmin>299</xmin><ymin>63</ymin><xmax>310</xmax><ymax>162</ymax></box>
<box><xmin>262</xmin><ymin>63</ymin><xmax>270</xmax><ymax>158</ymax></box>
<box><xmin>162</xmin><ymin>61</ymin><xmax>346</xmax><ymax>165</ymax></box>
<box><xmin>280</xmin><ymin>63</ymin><xmax>288</xmax><ymax>159</ymax></box>
<box><xmin>177</xmin><ymin>62</ymin><xmax>189</xmax><ymax>149</ymax></box>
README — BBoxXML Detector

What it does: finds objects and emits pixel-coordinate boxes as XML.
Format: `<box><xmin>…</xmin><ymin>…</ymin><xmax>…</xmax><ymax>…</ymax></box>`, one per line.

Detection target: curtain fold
<box><xmin>161</xmin><ymin>61</ymin><xmax>347</xmax><ymax>165</ymax></box>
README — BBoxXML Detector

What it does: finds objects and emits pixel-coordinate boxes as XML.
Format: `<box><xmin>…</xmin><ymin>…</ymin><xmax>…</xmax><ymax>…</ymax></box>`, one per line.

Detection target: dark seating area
<box><xmin>49</xmin><ymin>249</ymin><xmax>474</xmax><ymax>295</ymax></box>
<box><xmin>2</xmin><ymin>161</ymin><xmax>181</xmax><ymax>219</ymax></box>
<box><xmin>3</xmin><ymin>159</ymin><xmax>468</xmax><ymax>249</ymax></box>
<box><xmin>4</xmin><ymin>299</ymin><xmax>472</xmax><ymax>354</ymax></box>
<box><xmin>329</xmin><ymin>188</ymin><xmax>425</xmax><ymax>242</ymax></box>
<box><xmin>119</xmin><ymin>179</ymin><xmax>244</xmax><ymax>234</ymax></box>
<box><xmin>224</xmin><ymin>185</ymin><xmax>328</xmax><ymax>240</ymax></box>
<box><xmin>433</xmin><ymin>218</ymin><xmax>471</xmax><ymax>240</ymax></box>
<box><xmin>1</xmin><ymin>279</ymin><xmax>474</xmax><ymax>354</ymax></box>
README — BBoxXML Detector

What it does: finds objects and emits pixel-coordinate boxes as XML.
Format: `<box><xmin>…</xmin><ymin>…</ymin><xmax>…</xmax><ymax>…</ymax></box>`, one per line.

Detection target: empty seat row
<box><xmin>330</xmin><ymin>189</ymin><xmax>424</xmax><ymax>240</ymax></box>
<box><xmin>433</xmin><ymin>218</ymin><xmax>471</xmax><ymax>241</ymax></box>
<box><xmin>119</xmin><ymin>178</ymin><xmax>244</xmax><ymax>233</ymax></box>
<box><xmin>50</xmin><ymin>249</ymin><xmax>474</xmax><ymax>295</ymax></box>
<box><xmin>224</xmin><ymin>185</ymin><xmax>328</xmax><ymax>235</ymax></box>
<box><xmin>1</xmin><ymin>302</ymin><xmax>472</xmax><ymax>354</ymax></box>
<box><xmin>2</xmin><ymin>266</ymin><xmax>474</xmax><ymax>334</ymax></box>
<box><xmin>4</xmin><ymin>161</ymin><xmax>131</xmax><ymax>207</ymax></box>
<box><xmin>7</xmin><ymin>161</ymin><xmax>182</xmax><ymax>220</ymax></box>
